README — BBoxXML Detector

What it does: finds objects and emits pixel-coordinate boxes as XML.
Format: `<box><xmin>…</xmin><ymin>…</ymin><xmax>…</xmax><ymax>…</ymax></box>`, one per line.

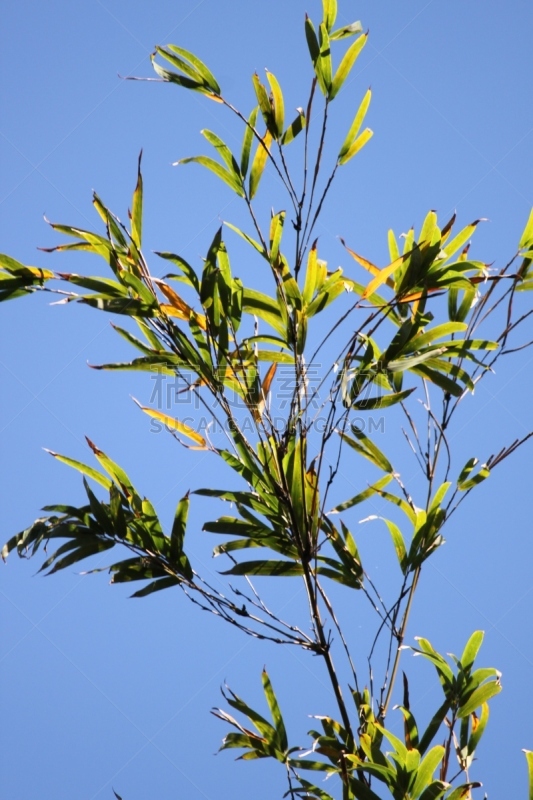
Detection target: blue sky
<box><xmin>1</xmin><ymin>1</ymin><xmax>532</xmax><ymax>798</ymax></box>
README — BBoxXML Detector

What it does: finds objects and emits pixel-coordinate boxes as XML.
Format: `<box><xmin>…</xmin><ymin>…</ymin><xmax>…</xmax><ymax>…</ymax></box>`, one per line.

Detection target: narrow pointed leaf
<box><xmin>131</xmin><ymin>151</ymin><xmax>143</xmax><ymax>249</ymax></box>
<box><xmin>266</xmin><ymin>71</ymin><xmax>284</xmax><ymax>138</ymax></box>
<box><xmin>262</xmin><ymin>671</ymin><xmax>288</xmax><ymax>751</ymax></box>
<box><xmin>176</xmin><ymin>156</ymin><xmax>244</xmax><ymax>196</ymax></box>
<box><xmin>249</xmin><ymin>131</ymin><xmax>272</xmax><ymax>199</ymax></box>
<box><xmin>338</xmin><ymin>88</ymin><xmax>371</xmax><ymax>160</ymax></box>
<box><xmin>240</xmin><ymin>106</ymin><xmax>259</xmax><ymax>178</ymax></box>
<box><xmin>165</xmin><ymin>44</ymin><xmax>220</xmax><ymax>93</ymax></box>
<box><xmin>280</xmin><ymin>109</ymin><xmax>306</xmax><ymax>146</ymax></box>
<box><xmin>135</xmin><ymin>402</ymin><xmax>207</xmax><ymax>448</ymax></box>
<box><xmin>330</xmin><ymin>33</ymin><xmax>368</xmax><ymax>100</ymax></box>
<box><xmin>43</xmin><ymin>449</ymin><xmax>112</xmax><ymax>491</ymax></box>
<box><xmin>458</xmin><ymin>681</ymin><xmax>502</xmax><ymax>718</ymax></box>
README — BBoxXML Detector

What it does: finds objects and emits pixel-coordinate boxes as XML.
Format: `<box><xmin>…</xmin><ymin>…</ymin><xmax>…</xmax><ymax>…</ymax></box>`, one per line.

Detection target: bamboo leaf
<box><xmin>265</xmin><ymin>71</ymin><xmax>284</xmax><ymax>138</ymax></box>
<box><xmin>318</xmin><ymin>23</ymin><xmax>332</xmax><ymax>94</ymax></box>
<box><xmin>330</xmin><ymin>32</ymin><xmax>368</xmax><ymax>100</ymax></box>
<box><xmin>330</xmin><ymin>474</ymin><xmax>393</xmax><ymax>513</ymax></box>
<box><xmin>338</xmin><ymin>127</ymin><xmax>373</xmax><ymax>165</ymax></box>
<box><xmin>130</xmin><ymin>576</ymin><xmax>181</xmax><ymax>598</ymax></box>
<box><xmin>411</xmin><ymin>746</ymin><xmax>445</xmax><ymax>798</ymax></box>
<box><xmin>269</xmin><ymin>210</ymin><xmax>285</xmax><ymax>264</ymax></box>
<box><xmin>280</xmin><ymin>109</ymin><xmax>306</xmax><ymax>146</ymax></box>
<box><xmin>240</xmin><ymin>106</ymin><xmax>259</xmax><ymax>178</ymax></box>
<box><xmin>170</xmin><ymin>493</ymin><xmax>189</xmax><ymax>560</ymax></box>
<box><xmin>519</xmin><ymin>208</ymin><xmax>533</xmax><ymax>250</ymax></box>
<box><xmin>338</xmin><ymin>428</ymin><xmax>393</xmax><ymax>473</ymax></box>
<box><xmin>131</xmin><ymin>150</ymin><xmax>143</xmax><ymax>249</ymax></box>
<box><xmin>175</xmin><ymin>155</ymin><xmax>244</xmax><ymax>196</ymax></box>
<box><xmin>249</xmin><ymin>131</ymin><xmax>272</xmax><ymax>200</ymax></box>
<box><xmin>338</xmin><ymin>88</ymin><xmax>371</xmax><ymax>161</ymax></box>
<box><xmin>460</xmin><ymin>630</ymin><xmax>484</xmax><ymax>673</ymax></box>
<box><xmin>222</xmin><ymin>560</ymin><xmax>304</xmax><ymax>577</ymax></box>
<box><xmin>322</xmin><ymin>0</ymin><xmax>337</xmax><ymax>32</ymax></box>
<box><xmin>445</xmin><ymin>785</ymin><xmax>482</xmax><ymax>800</ymax></box>
<box><xmin>201</xmin><ymin>129</ymin><xmax>241</xmax><ymax>176</ymax></box>
<box><xmin>305</xmin><ymin>17</ymin><xmax>329</xmax><ymax>96</ymax></box>
<box><xmin>155</xmin><ymin>252</ymin><xmax>200</xmax><ymax>293</ymax></box>
<box><xmin>352</xmin><ymin>387</ymin><xmax>415</xmax><ymax>410</ymax></box>
<box><xmin>165</xmin><ymin>44</ymin><xmax>221</xmax><ymax>93</ymax></box>
<box><xmin>441</xmin><ymin>219</ymin><xmax>484</xmax><ymax>262</ymax></box>
<box><xmin>43</xmin><ymin>449</ymin><xmax>112</xmax><ymax>491</ymax></box>
<box><xmin>523</xmin><ymin>749</ymin><xmax>533</xmax><ymax>800</ymax></box>
<box><xmin>224</xmin><ymin>221</ymin><xmax>267</xmax><ymax>258</ymax></box>
<box><xmin>262</xmin><ymin>671</ymin><xmax>288</xmax><ymax>752</ymax></box>
<box><xmin>134</xmin><ymin>401</ymin><xmax>207</xmax><ymax>449</ymax></box>
<box><xmin>252</xmin><ymin>73</ymin><xmax>277</xmax><ymax>137</ymax></box>
<box><xmin>330</xmin><ymin>21</ymin><xmax>364</xmax><ymax>41</ymax></box>
<box><xmin>458</xmin><ymin>681</ymin><xmax>502</xmax><ymax>718</ymax></box>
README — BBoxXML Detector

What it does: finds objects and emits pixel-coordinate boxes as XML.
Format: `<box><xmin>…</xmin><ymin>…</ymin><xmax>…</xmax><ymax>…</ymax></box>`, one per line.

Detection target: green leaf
<box><xmin>399</xmin><ymin>322</ymin><xmax>468</xmax><ymax>353</ymax></box>
<box><xmin>154</xmin><ymin>252</ymin><xmax>200</xmax><ymax>293</ymax></box>
<box><xmin>167</xmin><ymin>44</ymin><xmax>220</xmax><ymax>92</ymax></box>
<box><xmin>519</xmin><ymin>208</ymin><xmax>533</xmax><ymax>250</ymax></box>
<box><xmin>201</xmin><ymin>129</ymin><xmax>241</xmax><ymax>176</ymax></box>
<box><xmin>170</xmin><ymin>493</ymin><xmax>189</xmax><ymax>560</ymax></box>
<box><xmin>352</xmin><ymin>386</ymin><xmax>415</xmax><ymax>410</ymax></box>
<box><xmin>338</xmin><ymin>128</ymin><xmax>373</xmax><ymax>165</ymax></box>
<box><xmin>224</xmin><ymin>221</ymin><xmax>267</xmax><ymax>258</ymax></box>
<box><xmin>130</xmin><ymin>576</ymin><xmax>181</xmax><ymax>598</ymax></box>
<box><xmin>468</xmin><ymin>701</ymin><xmax>489</xmax><ymax>756</ymax></box>
<box><xmin>330</xmin><ymin>474</ymin><xmax>393</xmax><ymax>513</ymax></box>
<box><xmin>457</xmin><ymin>458</ymin><xmax>490</xmax><ymax>491</ymax></box>
<box><xmin>242</xmin><ymin>287</ymin><xmax>286</xmax><ymax>337</ymax></box>
<box><xmin>330</xmin><ymin>32</ymin><xmax>368</xmax><ymax>100</ymax></box>
<box><xmin>418</xmin><ymin>782</ymin><xmax>448</xmax><ymax>800</ymax></box>
<box><xmin>318</xmin><ymin>23</ymin><xmax>333</xmax><ymax>94</ymax></box>
<box><xmin>418</xmin><ymin>698</ymin><xmax>451</xmax><ymax>755</ymax></box>
<box><xmin>280</xmin><ymin>109</ymin><xmax>306</xmax><ymax>146</ymax></box>
<box><xmin>176</xmin><ymin>155</ymin><xmax>244</xmax><ymax>196</ymax></box>
<box><xmin>252</xmin><ymin>73</ymin><xmax>277</xmax><ymax>137</ymax></box>
<box><xmin>269</xmin><ymin>210</ymin><xmax>285</xmax><ymax>264</ymax></box>
<box><xmin>43</xmin><ymin>449</ymin><xmax>112</xmax><ymax>491</ymax></box>
<box><xmin>265</xmin><ymin>71</ymin><xmax>284</xmax><ymax>138</ymax></box>
<box><xmin>85</xmin><ymin>438</ymin><xmax>141</xmax><ymax>506</ymax></box>
<box><xmin>365</xmin><ymin>516</ymin><xmax>407</xmax><ymax>574</ymax></box>
<box><xmin>411</xmin><ymin>746</ymin><xmax>445</xmax><ymax>798</ymax></box>
<box><xmin>131</xmin><ymin>150</ymin><xmax>143</xmax><ymax>249</ymax></box>
<box><xmin>524</xmin><ymin>749</ymin><xmax>533</xmax><ymax>800</ymax></box>
<box><xmin>460</xmin><ymin>630</ymin><xmax>484</xmax><ymax>673</ymax></box>
<box><xmin>338</xmin><ymin>88</ymin><xmax>371</xmax><ymax>161</ymax></box>
<box><xmin>76</xmin><ymin>296</ymin><xmax>156</xmax><ymax>317</ymax></box>
<box><xmin>458</xmin><ymin>681</ymin><xmax>502</xmax><ymax>718</ymax></box>
<box><xmin>249</xmin><ymin>131</ymin><xmax>272</xmax><ymax>200</ymax></box>
<box><xmin>240</xmin><ymin>106</ymin><xmax>259</xmax><ymax>178</ymax></box>
<box><xmin>338</xmin><ymin>428</ymin><xmax>393</xmax><ymax>472</ymax></box>
<box><xmin>305</xmin><ymin>17</ymin><xmax>329</xmax><ymax>96</ymax></box>
<box><xmin>262</xmin><ymin>671</ymin><xmax>288</xmax><ymax>751</ymax></box>
<box><xmin>322</xmin><ymin>0</ymin><xmax>337</xmax><ymax>32</ymax></box>
<box><xmin>156</xmin><ymin>44</ymin><xmax>220</xmax><ymax>94</ymax></box>
<box><xmin>445</xmin><ymin>784</ymin><xmax>482</xmax><ymax>800</ymax></box>
<box><xmin>441</xmin><ymin>219</ymin><xmax>483</xmax><ymax>262</ymax></box>
<box><xmin>411</xmin><ymin>364</ymin><xmax>465</xmax><ymax>397</ymax></box>
<box><xmin>222</xmin><ymin>560</ymin><xmax>303</xmax><ymax>577</ymax></box>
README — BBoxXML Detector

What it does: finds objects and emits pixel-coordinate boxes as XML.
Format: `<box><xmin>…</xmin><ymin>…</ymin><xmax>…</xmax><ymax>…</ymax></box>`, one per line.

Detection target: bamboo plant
<box><xmin>2</xmin><ymin>1</ymin><xmax>533</xmax><ymax>797</ymax></box>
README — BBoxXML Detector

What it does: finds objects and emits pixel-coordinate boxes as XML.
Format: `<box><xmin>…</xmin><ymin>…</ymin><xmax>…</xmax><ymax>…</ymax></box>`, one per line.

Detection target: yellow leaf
<box><xmin>341</xmin><ymin>238</ymin><xmax>395</xmax><ymax>289</ymax></box>
<box><xmin>135</xmin><ymin>401</ymin><xmax>208</xmax><ymax>449</ymax></box>
<box><xmin>155</xmin><ymin>279</ymin><xmax>206</xmax><ymax>329</ymax></box>
<box><xmin>362</xmin><ymin>252</ymin><xmax>407</xmax><ymax>299</ymax></box>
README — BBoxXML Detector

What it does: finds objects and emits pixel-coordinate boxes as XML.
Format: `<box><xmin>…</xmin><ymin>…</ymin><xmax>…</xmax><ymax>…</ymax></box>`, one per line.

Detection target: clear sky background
<box><xmin>1</xmin><ymin>1</ymin><xmax>532</xmax><ymax>798</ymax></box>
